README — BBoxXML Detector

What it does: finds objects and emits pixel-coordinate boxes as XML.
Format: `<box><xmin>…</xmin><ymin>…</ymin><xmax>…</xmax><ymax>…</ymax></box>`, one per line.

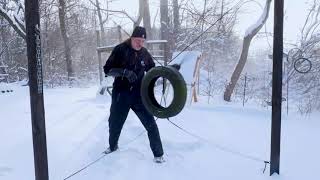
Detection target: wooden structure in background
<box><xmin>190</xmin><ymin>54</ymin><xmax>202</xmax><ymax>104</ymax></box>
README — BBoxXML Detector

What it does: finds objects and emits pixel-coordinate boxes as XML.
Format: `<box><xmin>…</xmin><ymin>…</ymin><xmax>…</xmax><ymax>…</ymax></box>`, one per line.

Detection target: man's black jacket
<box><xmin>103</xmin><ymin>39</ymin><xmax>155</xmax><ymax>92</ymax></box>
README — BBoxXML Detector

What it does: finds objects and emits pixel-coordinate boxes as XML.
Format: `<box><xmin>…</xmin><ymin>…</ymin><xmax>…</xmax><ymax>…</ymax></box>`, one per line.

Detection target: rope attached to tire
<box><xmin>141</xmin><ymin>66</ymin><xmax>187</xmax><ymax>118</ymax></box>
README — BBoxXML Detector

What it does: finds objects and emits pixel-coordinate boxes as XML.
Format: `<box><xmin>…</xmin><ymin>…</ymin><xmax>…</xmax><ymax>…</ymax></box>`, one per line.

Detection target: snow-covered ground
<box><xmin>1</xmin><ymin>83</ymin><xmax>319</xmax><ymax>180</ymax></box>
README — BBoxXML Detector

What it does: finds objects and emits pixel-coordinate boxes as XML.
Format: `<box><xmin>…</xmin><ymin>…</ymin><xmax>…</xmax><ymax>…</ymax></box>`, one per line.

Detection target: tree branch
<box><xmin>0</xmin><ymin>6</ymin><xmax>26</xmax><ymax>39</ymax></box>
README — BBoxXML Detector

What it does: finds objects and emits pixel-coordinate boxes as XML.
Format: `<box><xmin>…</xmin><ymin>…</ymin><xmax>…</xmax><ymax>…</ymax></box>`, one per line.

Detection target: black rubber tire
<box><xmin>141</xmin><ymin>66</ymin><xmax>187</xmax><ymax>118</ymax></box>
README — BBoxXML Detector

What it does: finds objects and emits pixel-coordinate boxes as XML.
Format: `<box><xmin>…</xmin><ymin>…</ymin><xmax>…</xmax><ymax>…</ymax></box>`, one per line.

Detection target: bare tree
<box><xmin>223</xmin><ymin>0</ymin><xmax>272</xmax><ymax>102</ymax></box>
<box><xmin>0</xmin><ymin>0</ymin><xmax>9</xmax><ymax>82</ymax></box>
<box><xmin>0</xmin><ymin>0</ymin><xmax>27</xmax><ymax>82</ymax></box>
<box><xmin>160</xmin><ymin>0</ymin><xmax>169</xmax><ymax>61</ymax></box>
<box><xmin>89</xmin><ymin>0</ymin><xmax>145</xmax><ymax>30</ymax></box>
<box><xmin>1</xmin><ymin>0</ymin><xmax>9</xmax><ymax>57</ymax></box>
<box><xmin>58</xmin><ymin>0</ymin><xmax>74</xmax><ymax>81</ymax></box>
<box><xmin>87</xmin><ymin>0</ymin><xmax>110</xmax><ymax>44</ymax></box>
<box><xmin>160</xmin><ymin>0</ymin><xmax>169</xmax><ymax>40</ymax></box>
<box><xmin>0</xmin><ymin>1</ymin><xmax>25</xmax><ymax>39</ymax></box>
<box><xmin>1</xmin><ymin>0</ymin><xmax>105</xmax><ymax>85</ymax></box>
<box><xmin>287</xmin><ymin>0</ymin><xmax>320</xmax><ymax>113</ymax></box>
<box><xmin>143</xmin><ymin>0</ymin><xmax>152</xmax><ymax>39</ymax></box>
<box><xmin>172</xmin><ymin>0</ymin><xmax>180</xmax><ymax>48</ymax></box>
<box><xmin>300</xmin><ymin>0</ymin><xmax>320</xmax><ymax>47</ymax></box>
<box><xmin>95</xmin><ymin>0</ymin><xmax>106</xmax><ymax>43</ymax></box>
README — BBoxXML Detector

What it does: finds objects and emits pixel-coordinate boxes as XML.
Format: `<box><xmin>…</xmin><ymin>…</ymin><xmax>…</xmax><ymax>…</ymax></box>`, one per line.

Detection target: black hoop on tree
<box><xmin>293</xmin><ymin>57</ymin><xmax>312</xmax><ymax>74</ymax></box>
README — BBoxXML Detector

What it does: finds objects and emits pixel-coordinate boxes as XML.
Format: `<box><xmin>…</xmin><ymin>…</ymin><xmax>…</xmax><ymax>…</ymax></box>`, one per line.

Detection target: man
<box><xmin>103</xmin><ymin>26</ymin><xmax>165</xmax><ymax>163</ymax></box>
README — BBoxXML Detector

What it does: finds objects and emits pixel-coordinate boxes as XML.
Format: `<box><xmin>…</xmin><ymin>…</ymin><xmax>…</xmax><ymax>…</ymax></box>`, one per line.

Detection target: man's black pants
<box><xmin>108</xmin><ymin>89</ymin><xmax>164</xmax><ymax>157</ymax></box>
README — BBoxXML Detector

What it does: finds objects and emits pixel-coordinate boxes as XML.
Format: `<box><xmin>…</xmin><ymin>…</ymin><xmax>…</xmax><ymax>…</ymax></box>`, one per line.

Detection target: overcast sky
<box><xmin>104</xmin><ymin>0</ymin><xmax>311</xmax><ymax>50</ymax></box>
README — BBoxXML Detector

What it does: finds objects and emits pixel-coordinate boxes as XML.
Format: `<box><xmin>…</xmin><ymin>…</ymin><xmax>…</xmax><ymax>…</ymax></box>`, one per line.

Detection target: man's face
<box><xmin>131</xmin><ymin>37</ymin><xmax>145</xmax><ymax>50</ymax></box>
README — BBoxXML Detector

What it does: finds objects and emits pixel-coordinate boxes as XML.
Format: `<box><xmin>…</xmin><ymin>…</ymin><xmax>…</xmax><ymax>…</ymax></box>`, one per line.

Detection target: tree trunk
<box><xmin>0</xmin><ymin>5</ymin><xmax>26</xmax><ymax>39</ymax></box>
<box><xmin>223</xmin><ymin>0</ymin><xmax>272</xmax><ymax>101</ymax></box>
<box><xmin>58</xmin><ymin>0</ymin><xmax>74</xmax><ymax>81</ymax></box>
<box><xmin>95</xmin><ymin>0</ymin><xmax>106</xmax><ymax>44</ymax></box>
<box><xmin>1</xmin><ymin>0</ymin><xmax>9</xmax><ymax>61</ymax></box>
<box><xmin>117</xmin><ymin>25</ymin><xmax>122</xmax><ymax>42</ymax></box>
<box><xmin>160</xmin><ymin>0</ymin><xmax>169</xmax><ymax>40</ymax></box>
<box><xmin>224</xmin><ymin>36</ymin><xmax>251</xmax><ymax>101</ymax></box>
<box><xmin>172</xmin><ymin>0</ymin><xmax>179</xmax><ymax>49</ymax></box>
<box><xmin>218</xmin><ymin>0</ymin><xmax>225</xmax><ymax>34</ymax></box>
<box><xmin>160</xmin><ymin>0</ymin><xmax>170</xmax><ymax>61</ymax></box>
<box><xmin>0</xmin><ymin>0</ymin><xmax>11</xmax><ymax>83</ymax></box>
<box><xmin>0</xmin><ymin>1</ymin><xmax>8</xmax><ymax>82</ymax></box>
<box><xmin>143</xmin><ymin>0</ymin><xmax>152</xmax><ymax>39</ymax></box>
<box><xmin>200</xmin><ymin>0</ymin><xmax>208</xmax><ymax>52</ymax></box>
<box><xmin>134</xmin><ymin>0</ymin><xmax>145</xmax><ymax>28</ymax></box>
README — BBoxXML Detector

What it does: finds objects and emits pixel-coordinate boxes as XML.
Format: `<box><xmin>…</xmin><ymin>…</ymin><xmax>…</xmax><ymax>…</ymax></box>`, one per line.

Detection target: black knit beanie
<box><xmin>131</xmin><ymin>26</ymin><xmax>147</xmax><ymax>39</ymax></box>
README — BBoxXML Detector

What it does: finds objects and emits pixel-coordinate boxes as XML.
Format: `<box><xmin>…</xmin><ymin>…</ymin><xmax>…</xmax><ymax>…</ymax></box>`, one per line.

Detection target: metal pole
<box><xmin>25</xmin><ymin>0</ymin><xmax>49</xmax><ymax>179</ymax></box>
<box><xmin>270</xmin><ymin>0</ymin><xmax>284</xmax><ymax>176</ymax></box>
<box><xmin>96</xmin><ymin>30</ymin><xmax>103</xmax><ymax>85</ymax></box>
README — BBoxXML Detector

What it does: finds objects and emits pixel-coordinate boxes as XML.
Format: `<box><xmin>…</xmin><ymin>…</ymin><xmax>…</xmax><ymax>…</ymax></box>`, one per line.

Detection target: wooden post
<box><xmin>196</xmin><ymin>75</ymin><xmax>200</xmax><ymax>95</ymax></box>
<box><xmin>25</xmin><ymin>0</ymin><xmax>49</xmax><ymax>180</ymax></box>
<box><xmin>270</xmin><ymin>0</ymin><xmax>284</xmax><ymax>176</ymax></box>
<box><xmin>96</xmin><ymin>30</ymin><xmax>103</xmax><ymax>85</ymax></box>
<box><xmin>193</xmin><ymin>57</ymin><xmax>201</xmax><ymax>103</ymax></box>
<box><xmin>243</xmin><ymin>74</ymin><xmax>247</xmax><ymax>107</ymax></box>
<box><xmin>197</xmin><ymin>55</ymin><xmax>202</xmax><ymax>95</ymax></box>
<box><xmin>117</xmin><ymin>25</ymin><xmax>122</xmax><ymax>43</ymax></box>
<box><xmin>162</xmin><ymin>42</ymin><xmax>168</xmax><ymax>95</ymax></box>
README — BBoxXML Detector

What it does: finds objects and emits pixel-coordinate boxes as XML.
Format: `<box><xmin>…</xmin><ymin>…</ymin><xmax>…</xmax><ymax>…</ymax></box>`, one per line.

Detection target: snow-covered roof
<box><xmin>146</xmin><ymin>40</ymin><xmax>168</xmax><ymax>43</ymax></box>
<box><xmin>170</xmin><ymin>51</ymin><xmax>202</xmax><ymax>85</ymax></box>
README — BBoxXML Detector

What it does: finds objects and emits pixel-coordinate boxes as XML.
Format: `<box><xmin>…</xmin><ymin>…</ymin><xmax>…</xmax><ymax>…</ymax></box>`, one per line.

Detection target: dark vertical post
<box><xmin>96</xmin><ymin>30</ymin><xmax>103</xmax><ymax>85</ymax></box>
<box><xmin>270</xmin><ymin>0</ymin><xmax>284</xmax><ymax>176</ymax></box>
<box><xmin>25</xmin><ymin>1</ymin><xmax>49</xmax><ymax>180</ymax></box>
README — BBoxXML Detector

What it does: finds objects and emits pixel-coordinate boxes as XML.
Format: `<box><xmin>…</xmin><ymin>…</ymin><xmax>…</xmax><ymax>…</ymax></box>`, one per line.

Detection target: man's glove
<box><xmin>106</xmin><ymin>68</ymin><xmax>124</xmax><ymax>77</ymax></box>
<box><xmin>123</xmin><ymin>69</ymin><xmax>137</xmax><ymax>83</ymax></box>
<box><xmin>106</xmin><ymin>68</ymin><xmax>137</xmax><ymax>83</ymax></box>
<box><xmin>169</xmin><ymin>63</ymin><xmax>181</xmax><ymax>70</ymax></box>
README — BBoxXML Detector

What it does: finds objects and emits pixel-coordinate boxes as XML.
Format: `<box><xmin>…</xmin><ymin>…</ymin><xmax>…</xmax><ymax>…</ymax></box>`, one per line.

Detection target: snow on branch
<box><xmin>87</xmin><ymin>0</ymin><xmax>137</xmax><ymax>23</ymax></box>
<box><xmin>13</xmin><ymin>13</ymin><xmax>26</xmax><ymax>32</ymax></box>
<box><xmin>0</xmin><ymin>6</ymin><xmax>26</xmax><ymax>39</ymax></box>
<box><xmin>244</xmin><ymin>0</ymin><xmax>272</xmax><ymax>37</ymax></box>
